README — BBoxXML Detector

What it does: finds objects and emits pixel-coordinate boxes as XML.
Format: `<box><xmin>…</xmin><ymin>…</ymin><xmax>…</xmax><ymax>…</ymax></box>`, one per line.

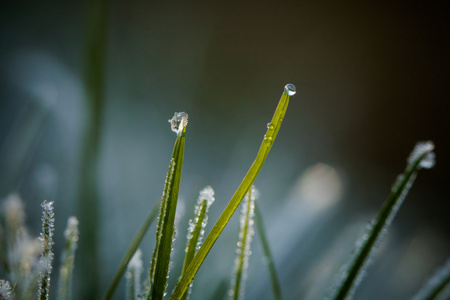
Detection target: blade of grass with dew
<box><xmin>170</xmin><ymin>84</ymin><xmax>296</xmax><ymax>300</ymax></box>
<box><xmin>179</xmin><ymin>186</ymin><xmax>215</xmax><ymax>300</ymax></box>
<box><xmin>58</xmin><ymin>217</ymin><xmax>79</xmax><ymax>300</ymax></box>
<box><xmin>103</xmin><ymin>202</ymin><xmax>159</xmax><ymax>300</ymax></box>
<box><xmin>329</xmin><ymin>141</ymin><xmax>436</xmax><ymax>300</ymax></box>
<box><xmin>412</xmin><ymin>258</ymin><xmax>450</xmax><ymax>300</ymax></box>
<box><xmin>38</xmin><ymin>200</ymin><xmax>55</xmax><ymax>300</ymax></box>
<box><xmin>126</xmin><ymin>249</ymin><xmax>144</xmax><ymax>300</ymax></box>
<box><xmin>229</xmin><ymin>186</ymin><xmax>257</xmax><ymax>300</ymax></box>
<box><xmin>254</xmin><ymin>201</ymin><xmax>283</xmax><ymax>300</ymax></box>
<box><xmin>148</xmin><ymin>112</ymin><xmax>188</xmax><ymax>300</ymax></box>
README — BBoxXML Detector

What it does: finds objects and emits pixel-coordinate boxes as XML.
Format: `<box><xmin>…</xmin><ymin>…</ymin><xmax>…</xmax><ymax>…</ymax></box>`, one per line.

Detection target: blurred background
<box><xmin>1</xmin><ymin>1</ymin><xmax>449</xmax><ymax>299</ymax></box>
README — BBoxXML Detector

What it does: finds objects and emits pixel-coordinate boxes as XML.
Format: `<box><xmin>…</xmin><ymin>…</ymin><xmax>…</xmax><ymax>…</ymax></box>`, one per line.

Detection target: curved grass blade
<box><xmin>180</xmin><ymin>186</ymin><xmax>215</xmax><ymax>300</ymax></box>
<box><xmin>103</xmin><ymin>202</ymin><xmax>159</xmax><ymax>300</ymax></box>
<box><xmin>229</xmin><ymin>186</ymin><xmax>257</xmax><ymax>300</ymax></box>
<box><xmin>412</xmin><ymin>258</ymin><xmax>450</xmax><ymax>300</ymax></box>
<box><xmin>58</xmin><ymin>217</ymin><xmax>79</xmax><ymax>300</ymax></box>
<box><xmin>254</xmin><ymin>201</ymin><xmax>283</xmax><ymax>300</ymax></box>
<box><xmin>149</xmin><ymin>112</ymin><xmax>188</xmax><ymax>300</ymax></box>
<box><xmin>330</xmin><ymin>141</ymin><xmax>436</xmax><ymax>300</ymax></box>
<box><xmin>170</xmin><ymin>84</ymin><xmax>296</xmax><ymax>300</ymax></box>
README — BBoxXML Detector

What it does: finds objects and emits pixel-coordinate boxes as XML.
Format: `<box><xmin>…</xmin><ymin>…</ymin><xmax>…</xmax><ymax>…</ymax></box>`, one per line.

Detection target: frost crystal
<box><xmin>38</xmin><ymin>200</ymin><xmax>55</xmax><ymax>300</ymax></box>
<box><xmin>0</xmin><ymin>280</ymin><xmax>12</xmax><ymax>299</ymax></box>
<box><xmin>198</xmin><ymin>186</ymin><xmax>215</xmax><ymax>210</ymax></box>
<box><xmin>169</xmin><ymin>112</ymin><xmax>188</xmax><ymax>135</ymax></box>
<box><xmin>408</xmin><ymin>141</ymin><xmax>435</xmax><ymax>169</ymax></box>
<box><xmin>230</xmin><ymin>185</ymin><xmax>258</xmax><ymax>300</ymax></box>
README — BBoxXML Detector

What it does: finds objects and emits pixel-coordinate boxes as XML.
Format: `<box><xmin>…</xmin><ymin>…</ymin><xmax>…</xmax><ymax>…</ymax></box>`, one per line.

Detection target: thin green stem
<box><xmin>254</xmin><ymin>201</ymin><xmax>283</xmax><ymax>300</ymax></box>
<box><xmin>103</xmin><ymin>203</ymin><xmax>159</xmax><ymax>300</ymax></box>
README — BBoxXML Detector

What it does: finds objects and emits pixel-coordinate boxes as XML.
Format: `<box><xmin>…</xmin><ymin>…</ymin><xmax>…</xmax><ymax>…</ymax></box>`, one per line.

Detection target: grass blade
<box><xmin>38</xmin><ymin>201</ymin><xmax>55</xmax><ymax>300</ymax></box>
<box><xmin>170</xmin><ymin>84</ymin><xmax>296</xmax><ymax>300</ymax></box>
<box><xmin>254</xmin><ymin>201</ymin><xmax>283</xmax><ymax>300</ymax></box>
<box><xmin>126</xmin><ymin>249</ymin><xmax>144</xmax><ymax>300</ymax></box>
<box><xmin>330</xmin><ymin>141</ymin><xmax>436</xmax><ymax>300</ymax></box>
<box><xmin>229</xmin><ymin>186</ymin><xmax>257</xmax><ymax>300</ymax></box>
<box><xmin>412</xmin><ymin>259</ymin><xmax>450</xmax><ymax>300</ymax></box>
<box><xmin>149</xmin><ymin>112</ymin><xmax>188</xmax><ymax>300</ymax></box>
<box><xmin>103</xmin><ymin>202</ymin><xmax>159</xmax><ymax>300</ymax></box>
<box><xmin>180</xmin><ymin>186</ymin><xmax>215</xmax><ymax>300</ymax></box>
<box><xmin>58</xmin><ymin>217</ymin><xmax>79</xmax><ymax>300</ymax></box>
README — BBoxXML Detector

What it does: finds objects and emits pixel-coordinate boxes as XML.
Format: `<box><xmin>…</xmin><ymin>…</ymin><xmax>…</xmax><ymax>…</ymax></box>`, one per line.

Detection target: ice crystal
<box><xmin>169</xmin><ymin>112</ymin><xmax>188</xmax><ymax>135</ymax></box>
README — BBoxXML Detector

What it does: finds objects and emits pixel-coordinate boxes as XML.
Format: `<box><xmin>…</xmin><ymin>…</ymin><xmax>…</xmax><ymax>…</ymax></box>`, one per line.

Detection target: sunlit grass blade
<box><xmin>58</xmin><ymin>217</ymin><xmax>79</xmax><ymax>300</ymax></box>
<box><xmin>229</xmin><ymin>186</ymin><xmax>257</xmax><ymax>300</ymax></box>
<box><xmin>254</xmin><ymin>201</ymin><xmax>283</xmax><ymax>300</ymax></box>
<box><xmin>126</xmin><ymin>249</ymin><xmax>144</xmax><ymax>300</ymax></box>
<box><xmin>170</xmin><ymin>84</ymin><xmax>296</xmax><ymax>300</ymax></box>
<box><xmin>103</xmin><ymin>202</ymin><xmax>159</xmax><ymax>300</ymax></box>
<box><xmin>412</xmin><ymin>258</ymin><xmax>450</xmax><ymax>300</ymax></box>
<box><xmin>149</xmin><ymin>112</ymin><xmax>188</xmax><ymax>300</ymax></box>
<box><xmin>330</xmin><ymin>141</ymin><xmax>436</xmax><ymax>300</ymax></box>
<box><xmin>180</xmin><ymin>186</ymin><xmax>215</xmax><ymax>300</ymax></box>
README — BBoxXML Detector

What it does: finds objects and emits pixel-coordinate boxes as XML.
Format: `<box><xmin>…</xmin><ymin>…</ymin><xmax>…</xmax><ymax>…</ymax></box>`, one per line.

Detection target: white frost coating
<box><xmin>229</xmin><ymin>185</ymin><xmax>258</xmax><ymax>300</ymax></box>
<box><xmin>408</xmin><ymin>141</ymin><xmax>435</xmax><ymax>169</ymax></box>
<box><xmin>169</xmin><ymin>112</ymin><xmax>189</xmax><ymax>135</ymax></box>
<box><xmin>126</xmin><ymin>249</ymin><xmax>144</xmax><ymax>300</ymax></box>
<box><xmin>412</xmin><ymin>258</ymin><xmax>450</xmax><ymax>300</ymax></box>
<box><xmin>38</xmin><ymin>200</ymin><xmax>55</xmax><ymax>300</ymax></box>
<box><xmin>186</xmin><ymin>186</ymin><xmax>215</xmax><ymax>251</ymax></box>
<box><xmin>0</xmin><ymin>280</ymin><xmax>12</xmax><ymax>299</ymax></box>
<box><xmin>198</xmin><ymin>186</ymin><xmax>215</xmax><ymax>209</ymax></box>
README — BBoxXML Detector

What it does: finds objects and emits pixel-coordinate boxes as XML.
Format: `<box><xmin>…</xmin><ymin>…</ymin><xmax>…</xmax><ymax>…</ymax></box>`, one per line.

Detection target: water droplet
<box><xmin>266</xmin><ymin>122</ymin><xmax>274</xmax><ymax>130</ymax></box>
<box><xmin>284</xmin><ymin>83</ymin><xmax>296</xmax><ymax>96</ymax></box>
<box><xmin>264</xmin><ymin>135</ymin><xmax>273</xmax><ymax>143</ymax></box>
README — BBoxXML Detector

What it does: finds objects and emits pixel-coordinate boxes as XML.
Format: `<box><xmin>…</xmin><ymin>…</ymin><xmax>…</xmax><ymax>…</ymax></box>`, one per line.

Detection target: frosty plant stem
<box><xmin>180</xmin><ymin>186</ymin><xmax>215</xmax><ymax>300</ymax></box>
<box><xmin>230</xmin><ymin>186</ymin><xmax>257</xmax><ymax>300</ymax></box>
<box><xmin>170</xmin><ymin>84</ymin><xmax>296</xmax><ymax>300</ymax></box>
<box><xmin>331</xmin><ymin>141</ymin><xmax>436</xmax><ymax>300</ymax></box>
<box><xmin>412</xmin><ymin>258</ymin><xmax>450</xmax><ymax>300</ymax></box>
<box><xmin>149</xmin><ymin>112</ymin><xmax>188</xmax><ymax>300</ymax></box>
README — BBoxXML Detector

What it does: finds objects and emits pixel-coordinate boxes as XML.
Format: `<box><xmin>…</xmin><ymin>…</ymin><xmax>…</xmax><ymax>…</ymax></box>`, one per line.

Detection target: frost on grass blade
<box><xmin>58</xmin><ymin>216</ymin><xmax>79</xmax><ymax>300</ymax></box>
<box><xmin>38</xmin><ymin>200</ymin><xmax>55</xmax><ymax>300</ymax></box>
<box><xmin>126</xmin><ymin>249</ymin><xmax>144</xmax><ymax>300</ymax></box>
<box><xmin>180</xmin><ymin>186</ymin><xmax>215</xmax><ymax>300</ymax></box>
<box><xmin>0</xmin><ymin>280</ymin><xmax>12</xmax><ymax>299</ymax></box>
<box><xmin>229</xmin><ymin>186</ymin><xmax>258</xmax><ymax>300</ymax></box>
<box><xmin>170</xmin><ymin>84</ymin><xmax>294</xmax><ymax>300</ymax></box>
<box><xmin>169</xmin><ymin>112</ymin><xmax>188</xmax><ymax>136</ymax></box>
<box><xmin>328</xmin><ymin>141</ymin><xmax>436</xmax><ymax>300</ymax></box>
<box><xmin>412</xmin><ymin>258</ymin><xmax>450</xmax><ymax>300</ymax></box>
<box><xmin>150</xmin><ymin>111</ymin><xmax>187</xmax><ymax>300</ymax></box>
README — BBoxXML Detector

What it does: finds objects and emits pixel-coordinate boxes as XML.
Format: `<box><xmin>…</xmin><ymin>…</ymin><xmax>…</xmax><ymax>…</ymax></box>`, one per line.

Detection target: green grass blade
<box><xmin>412</xmin><ymin>259</ymin><xmax>450</xmax><ymax>300</ymax></box>
<box><xmin>180</xmin><ymin>186</ymin><xmax>215</xmax><ymax>300</ymax></box>
<box><xmin>254</xmin><ymin>201</ymin><xmax>283</xmax><ymax>300</ymax></box>
<box><xmin>103</xmin><ymin>203</ymin><xmax>159</xmax><ymax>300</ymax></box>
<box><xmin>170</xmin><ymin>84</ymin><xmax>296</xmax><ymax>300</ymax></box>
<box><xmin>58</xmin><ymin>217</ymin><xmax>79</xmax><ymax>300</ymax></box>
<box><xmin>149</xmin><ymin>113</ymin><xmax>188</xmax><ymax>300</ymax></box>
<box><xmin>330</xmin><ymin>141</ymin><xmax>436</xmax><ymax>300</ymax></box>
<box><xmin>230</xmin><ymin>186</ymin><xmax>257</xmax><ymax>300</ymax></box>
